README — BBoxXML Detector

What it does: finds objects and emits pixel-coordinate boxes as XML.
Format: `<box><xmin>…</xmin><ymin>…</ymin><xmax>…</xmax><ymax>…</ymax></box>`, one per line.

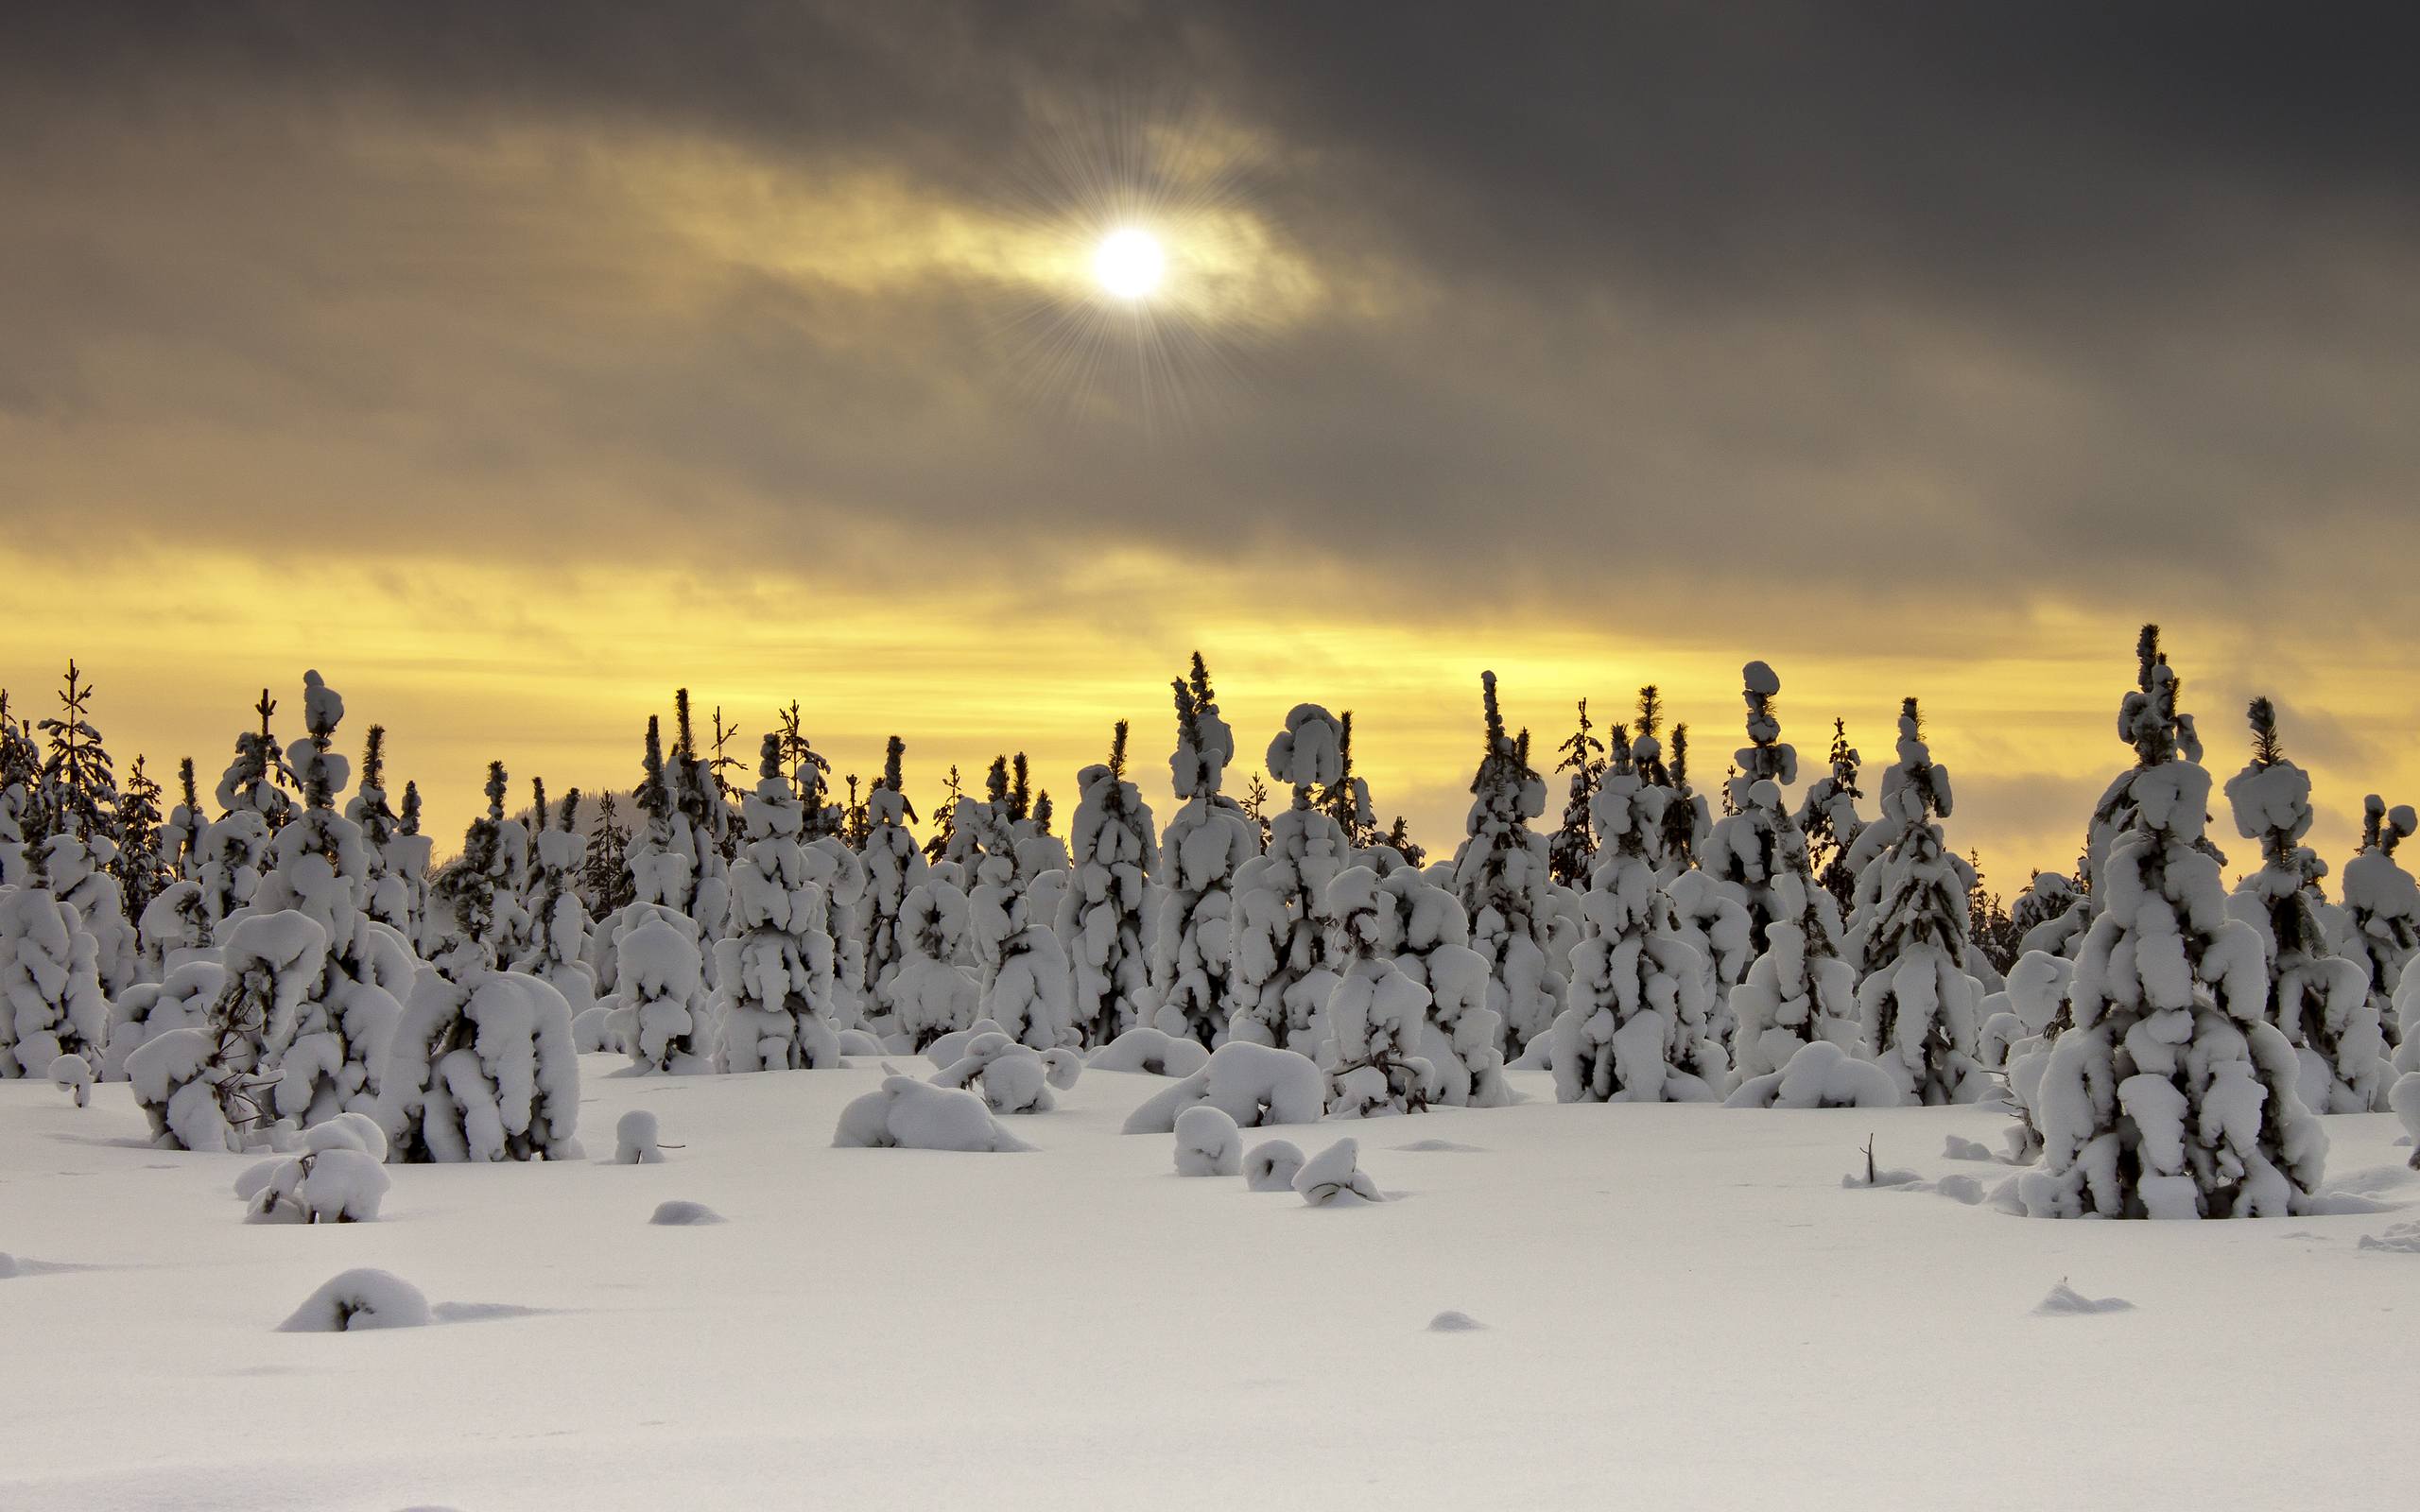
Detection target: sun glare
<box><xmin>1093</xmin><ymin>227</ymin><xmax>1165</xmax><ymax>300</ymax></box>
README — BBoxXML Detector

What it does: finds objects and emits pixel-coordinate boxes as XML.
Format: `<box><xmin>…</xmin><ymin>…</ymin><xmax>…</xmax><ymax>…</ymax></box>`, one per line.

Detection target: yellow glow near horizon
<box><xmin>1093</xmin><ymin>228</ymin><xmax>1166</xmax><ymax>300</ymax></box>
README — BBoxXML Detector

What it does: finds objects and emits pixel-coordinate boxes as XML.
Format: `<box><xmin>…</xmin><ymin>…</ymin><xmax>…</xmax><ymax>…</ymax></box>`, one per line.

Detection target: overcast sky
<box><xmin>4</xmin><ymin>2</ymin><xmax>2415</xmax><ymax>881</ymax></box>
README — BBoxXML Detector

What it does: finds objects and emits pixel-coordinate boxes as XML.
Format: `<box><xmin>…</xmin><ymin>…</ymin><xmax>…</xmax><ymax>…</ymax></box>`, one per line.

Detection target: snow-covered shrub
<box><xmin>1319</xmin><ymin>867</ymin><xmax>1436</xmax><ymax>1117</ymax></box>
<box><xmin>1294</xmin><ymin>1136</ymin><xmax>1384</xmax><ymax>1206</ymax></box>
<box><xmin>1243</xmin><ymin>1139</ymin><xmax>1305</xmax><ymax>1193</ymax></box>
<box><xmin>605</xmin><ymin>904</ymin><xmax>715</xmax><ymax>1074</ymax></box>
<box><xmin>1089</xmin><ymin>1025</ymin><xmax>1212</xmax><ymax>1077</ymax></box>
<box><xmin>714</xmin><ymin>736</ymin><xmax>844</xmax><ymax>1073</ymax></box>
<box><xmin>1149</xmin><ymin>660</ymin><xmax>1258</xmax><ymax>1047</ymax></box>
<box><xmin>930</xmin><ymin>1029</ymin><xmax>1082</xmax><ymax>1114</ymax></box>
<box><xmin>2021</xmin><ymin>628</ymin><xmax>2326</xmax><ymax>1219</ymax></box>
<box><xmin>1121</xmin><ymin>1040</ymin><xmax>1327</xmax><ymax>1134</ymax></box>
<box><xmin>246</xmin><ymin>1146</ymin><xmax>389</xmax><ymax>1224</ymax></box>
<box><xmin>1058</xmin><ymin>722</ymin><xmax>1157</xmax><ymax>1046</ymax></box>
<box><xmin>378</xmin><ymin>968</ymin><xmax>582</xmax><ymax>1162</ymax></box>
<box><xmin>2224</xmin><ymin>700</ymin><xmax>2388</xmax><ymax>1112</ymax></box>
<box><xmin>832</xmin><ymin>1075</ymin><xmax>1032</xmax><ymax>1152</ymax></box>
<box><xmin>1552</xmin><ymin>726</ymin><xmax>1725</xmax><ymax>1104</ymax></box>
<box><xmin>1173</xmin><ymin>1105</ymin><xmax>1242</xmax><ymax>1176</ymax></box>
<box><xmin>1722</xmin><ymin>1040</ymin><xmax>1901</xmax><ymax>1109</ymax></box>
<box><xmin>1850</xmin><ymin>700</ymin><xmax>1986</xmax><ymax>1105</ymax></box>
<box><xmin>1229</xmin><ymin>705</ymin><xmax>1354</xmax><ymax>1053</ymax></box>
<box><xmin>614</xmin><ymin>1108</ymin><xmax>664</xmax><ymax>1164</ymax></box>
<box><xmin>278</xmin><ymin>1269</ymin><xmax>429</xmax><ymax>1332</ymax></box>
<box><xmin>49</xmin><ymin>1053</ymin><xmax>92</xmax><ymax>1108</ymax></box>
<box><xmin>1449</xmin><ymin>673</ymin><xmax>1563</xmax><ymax>1056</ymax></box>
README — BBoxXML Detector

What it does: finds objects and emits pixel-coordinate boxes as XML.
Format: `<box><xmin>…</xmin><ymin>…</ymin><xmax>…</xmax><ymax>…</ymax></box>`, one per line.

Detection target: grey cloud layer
<box><xmin>6</xmin><ymin>1</ymin><xmax>2417</xmax><ymax>629</ymax></box>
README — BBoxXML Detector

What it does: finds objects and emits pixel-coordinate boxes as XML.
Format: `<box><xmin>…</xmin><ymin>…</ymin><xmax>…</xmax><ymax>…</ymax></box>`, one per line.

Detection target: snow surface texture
<box><xmin>6</xmin><ymin>1062</ymin><xmax>2417</xmax><ymax>1508</ymax></box>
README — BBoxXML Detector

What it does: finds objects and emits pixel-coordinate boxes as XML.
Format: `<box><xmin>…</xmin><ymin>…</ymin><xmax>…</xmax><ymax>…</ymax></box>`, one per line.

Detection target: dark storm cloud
<box><xmin>7</xmin><ymin>1</ymin><xmax>2419</xmax><ymax>625</ymax></box>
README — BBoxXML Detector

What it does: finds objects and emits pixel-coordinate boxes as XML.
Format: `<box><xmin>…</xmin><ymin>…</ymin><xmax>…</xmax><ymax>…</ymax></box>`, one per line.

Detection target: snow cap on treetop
<box><xmin>1266</xmin><ymin>704</ymin><xmax>1345</xmax><ymax>790</ymax></box>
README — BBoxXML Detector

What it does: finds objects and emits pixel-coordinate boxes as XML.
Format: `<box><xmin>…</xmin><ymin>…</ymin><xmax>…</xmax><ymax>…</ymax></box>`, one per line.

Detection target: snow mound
<box><xmin>1426</xmin><ymin>1311</ymin><xmax>1485</xmax><ymax>1332</ymax></box>
<box><xmin>1942</xmin><ymin>1135</ymin><xmax>1996</xmax><ymax>1162</ymax></box>
<box><xmin>1842</xmin><ymin>1166</ymin><xmax>1924</xmax><ymax>1190</ymax></box>
<box><xmin>2297</xmin><ymin>1191</ymin><xmax>2400</xmax><ymax>1216</ymax></box>
<box><xmin>278</xmin><ymin>1268</ymin><xmax>431</xmax><ymax>1332</ymax></box>
<box><xmin>615</xmin><ymin>1109</ymin><xmax>665</xmax><ymax>1164</ymax></box>
<box><xmin>833</xmin><ymin>1075</ymin><xmax>1033</xmax><ymax>1152</ymax></box>
<box><xmin>246</xmin><ymin>1147</ymin><xmax>389</xmax><ymax>1224</ymax></box>
<box><xmin>2033</xmin><ymin>1282</ymin><xmax>2135</xmax><ymax>1316</ymax></box>
<box><xmin>1295</xmin><ymin>1137</ymin><xmax>1385</xmax><ymax>1207</ymax></box>
<box><xmin>1089</xmin><ymin>1026</ymin><xmax>1211</xmax><ymax>1078</ymax></box>
<box><xmin>649</xmin><ymin>1200</ymin><xmax>724</xmax><ymax>1226</ymax></box>
<box><xmin>1932</xmin><ymin>1175</ymin><xmax>1987</xmax><ymax>1205</ymax></box>
<box><xmin>1726</xmin><ymin>1041</ymin><xmax>1902</xmax><ymax>1109</ymax></box>
<box><xmin>1243</xmin><ymin>1140</ymin><xmax>1305</xmax><ymax>1193</ymax></box>
<box><xmin>1173</xmin><ymin>1105</ymin><xmax>1241</xmax><ymax>1177</ymax></box>
<box><xmin>1121</xmin><ymin>1041</ymin><xmax>1325</xmax><ymax>1134</ymax></box>
<box><xmin>837</xmin><ymin>1029</ymin><xmax>887</xmax><ymax>1057</ymax></box>
<box><xmin>2358</xmin><ymin>1222</ymin><xmax>2420</xmax><ymax>1254</ymax></box>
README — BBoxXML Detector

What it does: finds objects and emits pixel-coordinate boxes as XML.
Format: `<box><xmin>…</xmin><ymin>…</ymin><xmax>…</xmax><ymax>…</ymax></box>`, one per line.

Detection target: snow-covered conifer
<box><xmin>0</xmin><ymin>844</ymin><xmax>110</xmax><ymax>1078</ymax></box>
<box><xmin>1149</xmin><ymin>658</ymin><xmax>1257</xmax><ymax>1047</ymax></box>
<box><xmin>1547</xmin><ymin>698</ymin><xmax>1606</xmax><ymax>888</ymax></box>
<box><xmin>0</xmin><ymin>693</ymin><xmax>39</xmax><ymax>886</ymax></box>
<box><xmin>605</xmin><ymin>904</ymin><xmax>715</xmax><ymax>1074</ymax></box>
<box><xmin>1058</xmin><ymin>721</ymin><xmax>1158</xmax><ymax>1045</ymax></box>
<box><xmin>1319</xmin><ymin>866</ymin><xmax>1435</xmax><ymax>1117</ymax></box>
<box><xmin>713</xmin><ymin>735</ymin><xmax>843</xmax><ymax>1072</ymax></box>
<box><xmin>1379</xmin><ymin>866</ymin><xmax>1508</xmax><ymax>1107</ymax></box>
<box><xmin>861</xmin><ymin>736</ymin><xmax>928</xmax><ymax>1013</ymax></box>
<box><xmin>2222</xmin><ymin>701</ymin><xmax>2388</xmax><ymax>1110</ymax></box>
<box><xmin>431</xmin><ymin>762</ymin><xmax>530</xmax><ymax>979</ymax></box>
<box><xmin>377</xmin><ymin>965</ymin><xmax>582</xmax><ymax>1161</ymax></box>
<box><xmin>1714</xmin><ymin>664</ymin><xmax>1857</xmax><ymax>1086</ymax></box>
<box><xmin>517</xmin><ymin>786</ymin><xmax>598</xmax><ymax>1023</ymax></box>
<box><xmin>2021</xmin><ymin>627</ymin><xmax>2326</xmax><ymax>1218</ymax></box>
<box><xmin>1797</xmin><ymin>718</ymin><xmax>1864</xmax><ymax>916</ymax></box>
<box><xmin>580</xmin><ymin>791</ymin><xmax>633</xmax><ymax>919</ymax></box>
<box><xmin>887</xmin><ymin>877</ymin><xmax>980</xmax><ymax>1049</ymax></box>
<box><xmin>970</xmin><ymin>854</ymin><xmax>1077</xmax><ymax>1048</ymax></box>
<box><xmin>1230</xmin><ymin>705</ymin><xmax>1354</xmax><ymax>1053</ymax></box>
<box><xmin>1552</xmin><ymin>723</ymin><xmax>1726</xmax><ymax>1103</ymax></box>
<box><xmin>1849</xmin><ymin>699</ymin><xmax>1986</xmax><ymax>1105</ymax></box>
<box><xmin>126</xmin><ymin>909</ymin><xmax>320</xmax><ymax>1149</ymax></box>
<box><xmin>2341</xmin><ymin>795</ymin><xmax>2418</xmax><ymax>1043</ymax></box>
<box><xmin>1449</xmin><ymin>673</ymin><xmax>1563</xmax><ymax>1056</ymax></box>
<box><xmin>245</xmin><ymin>671</ymin><xmax>413</xmax><ymax>1125</ymax></box>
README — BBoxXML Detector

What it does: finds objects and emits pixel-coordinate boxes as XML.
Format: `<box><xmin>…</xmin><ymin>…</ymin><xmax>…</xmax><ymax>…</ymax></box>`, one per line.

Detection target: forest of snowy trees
<box><xmin>4</xmin><ymin>628</ymin><xmax>2415</xmax><ymax>1219</ymax></box>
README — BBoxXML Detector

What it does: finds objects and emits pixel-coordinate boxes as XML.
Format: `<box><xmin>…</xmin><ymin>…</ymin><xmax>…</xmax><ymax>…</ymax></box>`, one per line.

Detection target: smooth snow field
<box><xmin>5</xmin><ymin>1060</ymin><xmax>2413</xmax><ymax>1511</ymax></box>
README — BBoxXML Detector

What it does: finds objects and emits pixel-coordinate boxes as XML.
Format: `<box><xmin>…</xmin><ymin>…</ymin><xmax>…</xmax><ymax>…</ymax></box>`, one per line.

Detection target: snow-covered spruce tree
<box><xmin>515</xmin><ymin>786</ymin><xmax>598</xmax><ymax>1022</ymax></box>
<box><xmin>1718</xmin><ymin>663</ymin><xmax>1858</xmax><ymax>1087</ymax></box>
<box><xmin>137</xmin><ymin>760</ymin><xmax>214</xmax><ymax>978</ymax></box>
<box><xmin>112</xmin><ymin>754</ymin><xmax>176</xmax><ymax>942</ymax></box>
<box><xmin>580</xmin><ymin>791</ymin><xmax>633</xmax><ymax>919</ymax></box>
<box><xmin>1797</xmin><ymin>718</ymin><xmax>1864</xmax><ymax>917</ymax></box>
<box><xmin>1059</xmin><ymin>720</ymin><xmax>1158</xmax><ymax>1046</ymax></box>
<box><xmin>2340</xmin><ymin>795</ymin><xmax>2418</xmax><ymax>1044</ymax></box>
<box><xmin>196</xmin><ymin>691</ymin><xmax>295</xmax><ymax>936</ymax></box>
<box><xmin>1380</xmin><ymin>816</ymin><xmax>1426</xmax><ymax>868</ymax></box>
<box><xmin>0</xmin><ymin>830</ymin><xmax>110</xmax><ymax>1078</ymax></box>
<box><xmin>1449</xmin><ymin>673</ymin><xmax>1563</xmax><ymax>1057</ymax></box>
<box><xmin>389</xmin><ymin>780</ymin><xmax>438</xmax><ymax>957</ymax></box>
<box><xmin>969</xmin><ymin>852</ymin><xmax>1077</xmax><ymax>1049</ymax></box>
<box><xmin>1320</xmin><ymin>712</ymin><xmax>1378</xmax><ymax>853</ymax></box>
<box><xmin>31</xmin><ymin>661</ymin><xmax>136</xmax><ymax>995</ymax></box>
<box><xmin>714</xmin><ymin>735</ymin><xmax>843</xmax><ymax>1072</ymax></box>
<box><xmin>0</xmin><ymin>692</ymin><xmax>40</xmax><ymax>885</ymax></box>
<box><xmin>1548</xmin><ymin>698</ymin><xmax>1606</xmax><ymax>889</ymax></box>
<box><xmin>1849</xmin><ymin>699</ymin><xmax>1985</xmax><ymax>1105</ymax></box>
<box><xmin>340</xmin><ymin>725</ymin><xmax>407</xmax><ymax>935</ymax></box>
<box><xmin>1630</xmin><ymin>689</ymin><xmax>1704</xmax><ymax>881</ymax></box>
<box><xmin>1320</xmin><ymin>866</ymin><xmax>1434</xmax><ymax>1117</ymax></box>
<box><xmin>2020</xmin><ymin>628</ymin><xmax>2326</xmax><ymax>1219</ymax></box>
<box><xmin>431</xmin><ymin>763</ymin><xmax>530</xmax><ymax>980</ymax></box>
<box><xmin>1552</xmin><ymin>723</ymin><xmax>1726</xmax><ymax>1103</ymax></box>
<box><xmin>922</xmin><ymin>764</ymin><xmax>969</xmax><ymax>878</ymax></box>
<box><xmin>245</xmin><ymin>671</ymin><xmax>414</xmax><ymax>1125</ymax></box>
<box><xmin>774</xmin><ymin>700</ymin><xmax>838</xmax><ymax>842</ymax></box>
<box><xmin>1380</xmin><ymin>864</ymin><xmax>1508</xmax><ymax>1106</ymax></box>
<box><xmin>123</xmin><ymin>910</ymin><xmax>317</xmax><ymax>1151</ymax></box>
<box><xmin>888</xmin><ymin>877</ymin><xmax>980</xmax><ymax>1049</ymax></box>
<box><xmin>669</xmin><ymin>690</ymin><xmax>735</xmax><ymax>922</ymax></box>
<box><xmin>2221</xmin><ymin>700</ymin><xmax>2389</xmax><ymax>1111</ymax></box>
<box><xmin>1230</xmin><ymin>705</ymin><xmax>1354</xmax><ymax>1054</ymax></box>
<box><xmin>1149</xmin><ymin>659</ymin><xmax>1258</xmax><ymax>1047</ymax></box>
<box><xmin>861</xmin><ymin>736</ymin><xmax>928</xmax><ymax>1017</ymax></box>
<box><xmin>604</xmin><ymin>903</ymin><xmax>714</xmax><ymax>1073</ymax></box>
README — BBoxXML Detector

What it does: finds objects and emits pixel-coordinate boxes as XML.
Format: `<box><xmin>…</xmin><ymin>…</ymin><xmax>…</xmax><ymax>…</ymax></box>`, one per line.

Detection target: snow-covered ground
<box><xmin>4</xmin><ymin>1059</ymin><xmax>2413</xmax><ymax>1511</ymax></box>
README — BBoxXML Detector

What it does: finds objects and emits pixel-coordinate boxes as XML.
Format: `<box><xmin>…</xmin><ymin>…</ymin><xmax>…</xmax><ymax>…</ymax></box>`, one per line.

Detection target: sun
<box><xmin>1092</xmin><ymin>227</ymin><xmax>1165</xmax><ymax>300</ymax></box>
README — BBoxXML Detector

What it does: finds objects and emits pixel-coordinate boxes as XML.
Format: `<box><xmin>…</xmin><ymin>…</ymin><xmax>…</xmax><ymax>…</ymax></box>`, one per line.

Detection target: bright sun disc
<box><xmin>1093</xmin><ymin>227</ymin><xmax>1165</xmax><ymax>300</ymax></box>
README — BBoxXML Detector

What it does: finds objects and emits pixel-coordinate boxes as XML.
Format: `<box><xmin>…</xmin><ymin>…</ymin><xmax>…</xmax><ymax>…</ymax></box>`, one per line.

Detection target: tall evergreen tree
<box><xmin>1548</xmin><ymin>698</ymin><xmax>1607</xmax><ymax>888</ymax></box>
<box><xmin>1059</xmin><ymin>720</ymin><xmax>1158</xmax><ymax>1045</ymax></box>
<box><xmin>2341</xmin><ymin>795</ymin><xmax>2418</xmax><ymax>1045</ymax></box>
<box><xmin>1148</xmin><ymin>657</ymin><xmax>1257</xmax><ymax>1047</ymax></box>
<box><xmin>1797</xmin><ymin>717</ymin><xmax>1864</xmax><ymax>915</ymax></box>
<box><xmin>1231</xmin><ymin>704</ymin><xmax>1355</xmax><ymax>1052</ymax></box>
<box><xmin>2022</xmin><ymin>627</ymin><xmax>2325</xmax><ymax>1218</ymax></box>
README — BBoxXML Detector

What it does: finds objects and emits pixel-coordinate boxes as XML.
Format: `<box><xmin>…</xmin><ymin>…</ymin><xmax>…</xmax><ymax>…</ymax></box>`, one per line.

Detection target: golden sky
<box><xmin>4</xmin><ymin>6</ymin><xmax>2416</xmax><ymax>890</ymax></box>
